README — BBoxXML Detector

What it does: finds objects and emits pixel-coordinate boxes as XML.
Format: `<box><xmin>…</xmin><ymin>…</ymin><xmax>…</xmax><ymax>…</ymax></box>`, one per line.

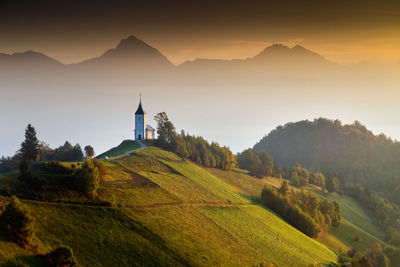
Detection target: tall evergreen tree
<box><xmin>20</xmin><ymin>124</ymin><xmax>39</xmax><ymax>163</ymax></box>
<box><xmin>19</xmin><ymin>124</ymin><xmax>39</xmax><ymax>185</ymax></box>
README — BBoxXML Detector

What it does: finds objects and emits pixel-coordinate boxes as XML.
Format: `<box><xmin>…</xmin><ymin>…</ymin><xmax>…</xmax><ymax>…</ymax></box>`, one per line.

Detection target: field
<box><xmin>311</xmin><ymin>190</ymin><xmax>386</xmax><ymax>253</ymax></box>
<box><xmin>0</xmin><ymin>147</ymin><xmax>339</xmax><ymax>266</ymax></box>
<box><xmin>207</xmin><ymin>167</ymin><xmax>386</xmax><ymax>254</ymax></box>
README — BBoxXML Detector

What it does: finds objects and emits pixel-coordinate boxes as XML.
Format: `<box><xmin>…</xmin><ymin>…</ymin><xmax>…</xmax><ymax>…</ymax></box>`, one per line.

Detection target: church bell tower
<box><xmin>134</xmin><ymin>95</ymin><xmax>146</xmax><ymax>140</ymax></box>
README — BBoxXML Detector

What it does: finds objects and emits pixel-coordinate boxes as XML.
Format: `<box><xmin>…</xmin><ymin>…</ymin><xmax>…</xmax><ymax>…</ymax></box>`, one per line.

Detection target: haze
<box><xmin>1</xmin><ymin>0</ymin><xmax>400</xmax><ymax>157</ymax></box>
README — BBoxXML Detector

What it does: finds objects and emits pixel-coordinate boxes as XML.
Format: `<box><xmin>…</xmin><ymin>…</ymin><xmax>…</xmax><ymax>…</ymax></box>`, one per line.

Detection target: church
<box><xmin>134</xmin><ymin>98</ymin><xmax>155</xmax><ymax>140</ymax></box>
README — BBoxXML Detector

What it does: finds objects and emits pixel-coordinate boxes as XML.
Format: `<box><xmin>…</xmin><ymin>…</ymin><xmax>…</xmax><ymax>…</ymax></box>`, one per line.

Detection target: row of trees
<box><xmin>154</xmin><ymin>112</ymin><xmax>236</xmax><ymax>170</ymax></box>
<box><xmin>339</xmin><ymin>243</ymin><xmax>398</xmax><ymax>267</ymax></box>
<box><xmin>261</xmin><ymin>183</ymin><xmax>340</xmax><ymax>237</ymax></box>
<box><xmin>345</xmin><ymin>183</ymin><xmax>400</xmax><ymax>246</ymax></box>
<box><xmin>236</xmin><ymin>149</ymin><xmax>274</xmax><ymax>177</ymax></box>
<box><xmin>32</xmin><ymin>160</ymin><xmax>100</xmax><ymax>196</ymax></box>
<box><xmin>0</xmin><ymin>125</ymin><xmax>95</xmax><ymax>174</ymax></box>
<box><xmin>236</xmin><ymin>149</ymin><xmax>338</xmax><ymax>194</ymax></box>
<box><xmin>14</xmin><ymin>124</ymin><xmax>100</xmax><ymax>197</ymax></box>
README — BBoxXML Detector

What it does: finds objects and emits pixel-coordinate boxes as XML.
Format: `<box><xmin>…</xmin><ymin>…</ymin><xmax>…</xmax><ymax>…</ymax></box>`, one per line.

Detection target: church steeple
<box><xmin>135</xmin><ymin>95</ymin><xmax>146</xmax><ymax>115</ymax></box>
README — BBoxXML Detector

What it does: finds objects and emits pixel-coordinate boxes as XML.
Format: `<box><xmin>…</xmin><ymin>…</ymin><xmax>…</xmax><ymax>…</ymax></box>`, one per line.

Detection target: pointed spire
<box><xmin>135</xmin><ymin>93</ymin><xmax>146</xmax><ymax>114</ymax></box>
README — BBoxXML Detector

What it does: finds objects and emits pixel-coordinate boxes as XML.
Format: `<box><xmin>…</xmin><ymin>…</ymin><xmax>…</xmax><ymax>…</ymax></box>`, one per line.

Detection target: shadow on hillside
<box><xmin>4</xmin><ymin>255</ymin><xmax>42</xmax><ymax>267</ymax></box>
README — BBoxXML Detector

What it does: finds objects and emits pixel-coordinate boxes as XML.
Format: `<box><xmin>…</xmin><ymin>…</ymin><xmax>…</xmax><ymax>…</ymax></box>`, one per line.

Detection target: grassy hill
<box><xmin>206</xmin><ymin>168</ymin><xmax>386</xmax><ymax>254</ymax></box>
<box><xmin>96</xmin><ymin>140</ymin><xmax>140</xmax><ymax>159</ymax></box>
<box><xmin>0</xmin><ymin>147</ymin><xmax>338</xmax><ymax>266</ymax></box>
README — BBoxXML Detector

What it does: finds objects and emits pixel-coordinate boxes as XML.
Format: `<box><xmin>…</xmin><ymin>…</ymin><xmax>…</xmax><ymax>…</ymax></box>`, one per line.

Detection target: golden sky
<box><xmin>1</xmin><ymin>0</ymin><xmax>400</xmax><ymax>64</ymax></box>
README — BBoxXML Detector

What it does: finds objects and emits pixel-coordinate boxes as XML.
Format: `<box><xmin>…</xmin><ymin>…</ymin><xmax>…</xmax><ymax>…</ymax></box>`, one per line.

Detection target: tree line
<box><xmin>154</xmin><ymin>112</ymin><xmax>236</xmax><ymax>170</ymax></box>
<box><xmin>236</xmin><ymin>149</ymin><xmax>331</xmax><ymax>191</ymax></box>
<box><xmin>1</xmin><ymin>131</ymin><xmax>94</xmax><ymax>174</ymax></box>
<box><xmin>3</xmin><ymin>124</ymin><xmax>100</xmax><ymax>199</ymax></box>
<box><xmin>261</xmin><ymin>182</ymin><xmax>341</xmax><ymax>237</ymax></box>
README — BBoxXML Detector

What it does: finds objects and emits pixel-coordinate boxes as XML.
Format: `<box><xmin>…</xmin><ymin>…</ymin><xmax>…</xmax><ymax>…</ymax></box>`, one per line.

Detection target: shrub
<box><xmin>36</xmin><ymin>161</ymin><xmax>74</xmax><ymax>175</ymax></box>
<box><xmin>1</xmin><ymin>196</ymin><xmax>35</xmax><ymax>246</ymax></box>
<box><xmin>42</xmin><ymin>246</ymin><xmax>78</xmax><ymax>267</ymax></box>
<box><xmin>74</xmin><ymin>160</ymin><xmax>99</xmax><ymax>195</ymax></box>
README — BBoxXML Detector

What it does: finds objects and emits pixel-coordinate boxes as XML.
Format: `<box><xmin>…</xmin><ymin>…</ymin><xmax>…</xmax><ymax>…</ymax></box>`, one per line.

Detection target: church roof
<box><xmin>146</xmin><ymin>124</ymin><xmax>155</xmax><ymax>131</ymax></box>
<box><xmin>135</xmin><ymin>101</ymin><xmax>146</xmax><ymax>114</ymax></box>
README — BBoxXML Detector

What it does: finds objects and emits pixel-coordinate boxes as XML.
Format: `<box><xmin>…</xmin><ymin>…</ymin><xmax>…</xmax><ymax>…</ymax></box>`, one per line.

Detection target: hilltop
<box><xmin>0</xmin><ymin>146</ymin><xmax>338</xmax><ymax>266</ymax></box>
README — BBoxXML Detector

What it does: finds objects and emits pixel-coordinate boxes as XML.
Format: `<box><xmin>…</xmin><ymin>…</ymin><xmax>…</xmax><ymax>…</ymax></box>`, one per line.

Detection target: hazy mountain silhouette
<box><xmin>252</xmin><ymin>44</ymin><xmax>328</xmax><ymax>64</ymax></box>
<box><xmin>0</xmin><ymin>51</ymin><xmax>63</xmax><ymax>70</ymax></box>
<box><xmin>179</xmin><ymin>44</ymin><xmax>336</xmax><ymax>74</ymax></box>
<box><xmin>70</xmin><ymin>36</ymin><xmax>174</xmax><ymax>74</ymax></box>
<box><xmin>0</xmin><ymin>37</ymin><xmax>332</xmax><ymax>74</ymax></box>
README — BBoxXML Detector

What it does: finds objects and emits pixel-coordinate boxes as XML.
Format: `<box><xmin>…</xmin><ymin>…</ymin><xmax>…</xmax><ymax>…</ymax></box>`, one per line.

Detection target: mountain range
<box><xmin>0</xmin><ymin>35</ymin><xmax>335</xmax><ymax>73</ymax></box>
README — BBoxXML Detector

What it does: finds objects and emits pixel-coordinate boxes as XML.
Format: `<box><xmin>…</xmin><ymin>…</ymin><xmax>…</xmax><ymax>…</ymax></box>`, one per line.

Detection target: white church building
<box><xmin>134</xmin><ymin>98</ymin><xmax>155</xmax><ymax>140</ymax></box>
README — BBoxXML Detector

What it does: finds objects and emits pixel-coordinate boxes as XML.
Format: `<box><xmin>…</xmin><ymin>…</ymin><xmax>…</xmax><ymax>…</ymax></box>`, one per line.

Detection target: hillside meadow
<box><xmin>0</xmin><ymin>147</ymin><xmax>340</xmax><ymax>266</ymax></box>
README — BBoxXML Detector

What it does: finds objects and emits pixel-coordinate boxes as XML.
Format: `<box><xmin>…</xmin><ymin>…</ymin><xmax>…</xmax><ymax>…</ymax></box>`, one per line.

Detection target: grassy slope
<box><xmin>96</xmin><ymin>140</ymin><xmax>140</xmax><ymax>159</ymax></box>
<box><xmin>311</xmin><ymin>190</ymin><xmax>386</xmax><ymax>253</ymax></box>
<box><xmin>207</xmin><ymin>167</ymin><xmax>386</xmax><ymax>253</ymax></box>
<box><xmin>0</xmin><ymin>147</ymin><xmax>337</xmax><ymax>266</ymax></box>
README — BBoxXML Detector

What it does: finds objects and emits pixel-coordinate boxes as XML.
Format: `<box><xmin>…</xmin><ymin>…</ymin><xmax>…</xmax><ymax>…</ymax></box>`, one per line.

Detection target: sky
<box><xmin>1</xmin><ymin>0</ymin><xmax>400</xmax><ymax>157</ymax></box>
<box><xmin>1</xmin><ymin>0</ymin><xmax>400</xmax><ymax>65</ymax></box>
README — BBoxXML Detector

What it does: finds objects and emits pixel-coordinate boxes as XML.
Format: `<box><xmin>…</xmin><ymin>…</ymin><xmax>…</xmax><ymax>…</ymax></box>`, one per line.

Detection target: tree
<box><xmin>237</xmin><ymin>149</ymin><xmax>261</xmax><ymax>176</ymax></box>
<box><xmin>18</xmin><ymin>124</ymin><xmax>40</xmax><ymax>185</ymax></box>
<box><xmin>154</xmin><ymin>112</ymin><xmax>177</xmax><ymax>149</ymax></box>
<box><xmin>325</xmin><ymin>175</ymin><xmax>338</xmax><ymax>193</ymax></box>
<box><xmin>279</xmin><ymin>180</ymin><xmax>289</xmax><ymax>195</ymax></box>
<box><xmin>42</xmin><ymin>246</ymin><xmax>78</xmax><ymax>267</ymax></box>
<box><xmin>20</xmin><ymin>124</ymin><xmax>39</xmax><ymax>163</ymax></box>
<box><xmin>74</xmin><ymin>160</ymin><xmax>99</xmax><ymax>195</ymax></box>
<box><xmin>1</xmin><ymin>196</ymin><xmax>35</xmax><ymax>246</ymax></box>
<box><xmin>290</xmin><ymin>171</ymin><xmax>301</xmax><ymax>188</ymax></box>
<box><xmin>258</xmin><ymin>150</ymin><xmax>274</xmax><ymax>177</ymax></box>
<box><xmin>38</xmin><ymin>141</ymin><xmax>53</xmax><ymax>161</ymax></box>
<box><xmin>84</xmin><ymin>145</ymin><xmax>95</xmax><ymax>159</ymax></box>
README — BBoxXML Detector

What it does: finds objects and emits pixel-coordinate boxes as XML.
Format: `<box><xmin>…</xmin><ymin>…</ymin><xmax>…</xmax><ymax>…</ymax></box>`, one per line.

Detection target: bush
<box><xmin>1</xmin><ymin>196</ymin><xmax>35</xmax><ymax>246</ymax></box>
<box><xmin>74</xmin><ymin>160</ymin><xmax>99</xmax><ymax>195</ymax></box>
<box><xmin>36</xmin><ymin>161</ymin><xmax>74</xmax><ymax>175</ymax></box>
<box><xmin>42</xmin><ymin>246</ymin><xmax>78</xmax><ymax>267</ymax></box>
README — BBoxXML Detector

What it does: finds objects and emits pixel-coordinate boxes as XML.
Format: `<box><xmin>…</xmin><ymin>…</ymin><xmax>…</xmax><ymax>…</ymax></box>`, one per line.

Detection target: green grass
<box><xmin>127</xmin><ymin>205</ymin><xmax>336</xmax><ymax>266</ymax></box>
<box><xmin>208</xmin><ymin>167</ymin><xmax>387</xmax><ymax>254</ymax></box>
<box><xmin>311</xmin><ymin>190</ymin><xmax>386</xmax><ymax>253</ymax></box>
<box><xmin>96</xmin><ymin>140</ymin><xmax>140</xmax><ymax>159</ymax></box>
<box><xmin>0</xmin><ymin>147</ymin><xmax>338</xmax><ymax>266</ymax></box>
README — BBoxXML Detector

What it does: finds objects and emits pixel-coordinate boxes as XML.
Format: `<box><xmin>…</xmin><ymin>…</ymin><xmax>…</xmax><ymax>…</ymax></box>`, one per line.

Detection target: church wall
<box><xmin>135</xmin><ymin>113</ymin><xmax>146</xmax><ymax>140</ymax></box>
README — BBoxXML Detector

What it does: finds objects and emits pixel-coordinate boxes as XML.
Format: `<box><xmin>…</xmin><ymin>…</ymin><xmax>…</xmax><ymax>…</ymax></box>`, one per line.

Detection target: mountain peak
<box><xmin>114</xmin><ymin>35</ymin><xmax>150</xmax><ymax>52</ymax></box>
<box><xmin>252</xmin><ymin>43</ymin><xmax>327</xmax><ymax>64</ymax></box>
<box><xmin>75</xmin><ymin>35</ymin><xmax>174</xmax><ymax>68</ymax></box>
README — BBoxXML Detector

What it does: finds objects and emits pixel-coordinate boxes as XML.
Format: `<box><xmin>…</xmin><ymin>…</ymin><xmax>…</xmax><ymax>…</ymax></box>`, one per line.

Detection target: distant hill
<box><xmin>253</xmin><ymin>118</ymin><xmax>400</xmax><ymax>195</ymax></box>
<box><xmin>0</xmin><ymin>51</ymin><xmax>64</xmax><ymax>75</ymax></box>
<box><xmin>0</xmin><ymin>147</ymin><xmax>337</xmax><ymax>266</ymax></box>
